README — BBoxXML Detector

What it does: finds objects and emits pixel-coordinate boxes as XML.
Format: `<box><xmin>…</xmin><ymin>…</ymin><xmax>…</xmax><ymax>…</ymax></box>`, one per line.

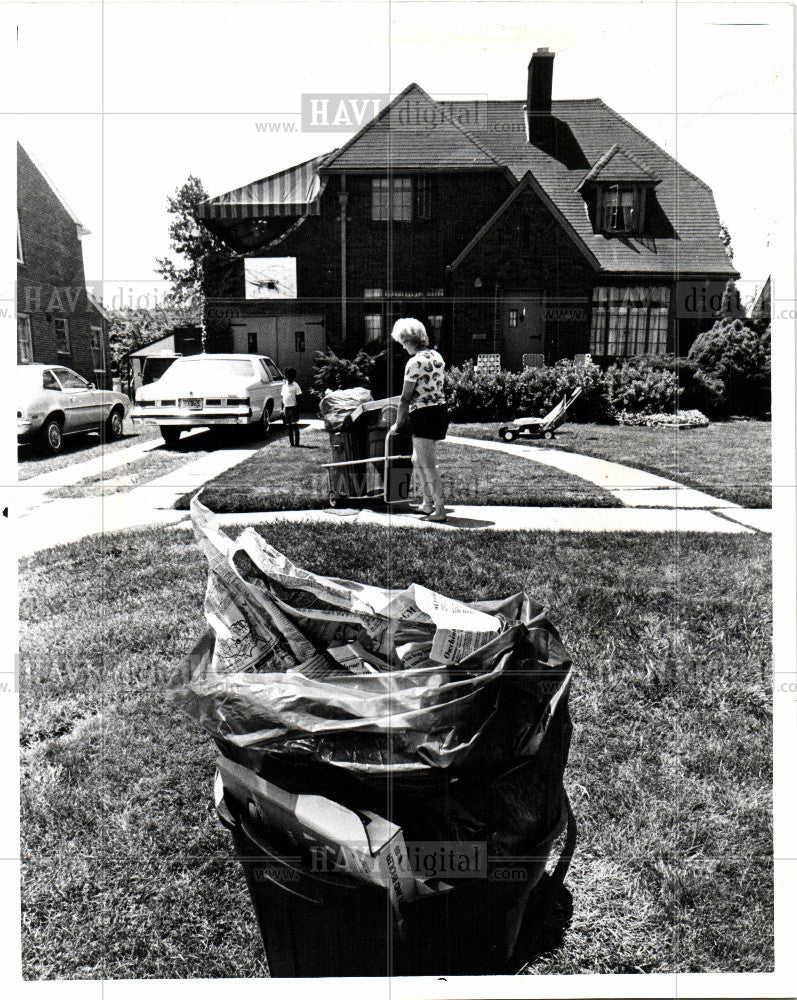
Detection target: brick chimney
<box><xmin>526</xmin><ymin>47</ymin><xmax>555</xmax><ymax>139</ymax></box>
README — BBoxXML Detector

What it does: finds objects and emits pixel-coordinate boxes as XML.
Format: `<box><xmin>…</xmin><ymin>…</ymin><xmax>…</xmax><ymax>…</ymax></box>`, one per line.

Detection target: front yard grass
<box><xmin>449</xmin><ymin>420</ymin><xmax>771</xmax><ymax>508</ymax></box>
<box><xmin>191</xmin><ymin>423</ymin><xmax>618</xmax><ymax>513</ymax></box>
<box><xmin>19</xmin><ymin>523</ymin><xmax>772</xmax><ymax>977</ymax></box>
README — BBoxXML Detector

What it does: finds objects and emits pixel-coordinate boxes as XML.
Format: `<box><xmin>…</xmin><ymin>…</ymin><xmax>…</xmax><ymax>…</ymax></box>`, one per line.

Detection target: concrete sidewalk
<box><xmin>12</xmin><ymin>423</ymin><xmax>770</xmax><ymax>555</ymax></box>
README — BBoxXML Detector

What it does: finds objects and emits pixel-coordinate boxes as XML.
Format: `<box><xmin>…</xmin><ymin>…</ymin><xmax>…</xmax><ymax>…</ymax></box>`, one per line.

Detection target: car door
<box><xmin>262</xmin><ymin>358</ymin><xmax>285</xmax><ymax>415</ymax></box>
<box><xmin>52</xmin><ymin>367</ymin><xmax>103</xmax><ymax>431</ymax></box>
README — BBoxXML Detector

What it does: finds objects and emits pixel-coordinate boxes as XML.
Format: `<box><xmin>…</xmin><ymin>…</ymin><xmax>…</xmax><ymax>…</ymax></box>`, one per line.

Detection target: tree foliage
<box><xmin>155</xmin><ymin>176</ymin><xmax>236</xmax><ymax>306</ymax></box>
<box><xmin>688</xmin><ymin>317</ymin><xmax>771</xmax><ymax>416</ymax></box>
<box><xmin>107</xmin><ymin>305</ymin><xmax>199</xmax><ymax>372</ymax></box>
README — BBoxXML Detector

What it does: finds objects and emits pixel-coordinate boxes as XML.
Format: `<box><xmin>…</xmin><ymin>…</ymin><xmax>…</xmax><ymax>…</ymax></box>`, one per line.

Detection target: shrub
<box><xmin>688</xmin><ymin>318</ymin><xmax>771</xmax><ymax>416</ymax></box>
<box><xmin>311</xmin><ymin>349</ymin><xmax>381</xmax><ymax>397</ymax></box>
<box><xmin>444</xmin><ymin>359</ymin><xmax>613</xmax><ymax>422</ymax></box>
<box><xmin>603</xmin><ymin>359</ymin><xmax>679</xmax><ymax>416</ymax></box>
<box><xmin>444</xmin><ymin>362</ymin><xmax>519</xmax><ymax>420</ymax></box>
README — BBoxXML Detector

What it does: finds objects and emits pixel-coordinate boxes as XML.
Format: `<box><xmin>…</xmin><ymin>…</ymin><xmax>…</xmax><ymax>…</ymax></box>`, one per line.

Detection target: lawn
<box><xmin>19</xmin><ymin>522</ymin><xmax>772</xmax><ymax>977</ymax></box>
<box><xmin>190</xmin><ymin>423</ymin><xmax>618</xmax><ymax>513</ymax></box>
<box><xmin>449</xmin><ymin>420</ymin><xmax>771</xmax><ymax>508</ymax></box>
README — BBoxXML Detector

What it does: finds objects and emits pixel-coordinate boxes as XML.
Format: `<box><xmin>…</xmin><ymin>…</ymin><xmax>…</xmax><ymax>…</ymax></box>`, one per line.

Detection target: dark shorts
<box><xmin>283</xmin><ymin>405</ymin><xmax>298</xmax><ymax>424</ymax></box>
<box><xmin>409</xmin><ymin>404</ymin><xmax>449</xmax><ymax>441</ymax></box>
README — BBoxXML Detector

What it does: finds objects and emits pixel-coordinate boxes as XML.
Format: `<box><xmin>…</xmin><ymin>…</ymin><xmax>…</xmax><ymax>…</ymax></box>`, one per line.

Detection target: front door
<box><xmin>500</xmin><ymin>297</ymin><xmax>545</xmax><ymax>371</ymax></box>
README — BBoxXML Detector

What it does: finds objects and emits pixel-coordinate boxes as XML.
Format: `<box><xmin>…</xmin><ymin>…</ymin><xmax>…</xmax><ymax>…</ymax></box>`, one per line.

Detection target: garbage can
<box><xmin>216</xmin><ymin>765</ymin><xmax>576</xmax><ymax>977</ymax></box>
<box><xmin>323</xmin><ymin>398</ymin><xmax>412</xmax><ymax>505</ymax></box>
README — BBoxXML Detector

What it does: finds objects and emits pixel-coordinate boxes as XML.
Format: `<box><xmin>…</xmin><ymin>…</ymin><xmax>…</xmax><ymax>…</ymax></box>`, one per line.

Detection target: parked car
<box><xmin>131</xmin><ymin>353</ymin><xmax>285</xmax><ymax>447</ymax></box>
<box><xmin>17</xmin><ymin>364</ymin><xmax>131</xmax><ymax>455</ymax></box>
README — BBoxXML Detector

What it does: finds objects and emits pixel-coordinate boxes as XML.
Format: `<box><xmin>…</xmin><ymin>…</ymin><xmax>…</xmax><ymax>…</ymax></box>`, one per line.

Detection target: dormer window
<box><xmin>578</xmin><ymin>145</ymin><xmax>659</xmax><ymax>238</ymax></box>
<box><xmin>599</xmin><ymin>185</ymin><xmax>644</xmax><ymax>235</ymax></box>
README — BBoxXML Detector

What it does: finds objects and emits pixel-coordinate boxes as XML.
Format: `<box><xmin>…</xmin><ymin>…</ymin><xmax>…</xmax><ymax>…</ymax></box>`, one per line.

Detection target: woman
<box><xmin>389</xmin><ymin>318</ymin><xmax>449</xmax><ymax>522</ymax></box>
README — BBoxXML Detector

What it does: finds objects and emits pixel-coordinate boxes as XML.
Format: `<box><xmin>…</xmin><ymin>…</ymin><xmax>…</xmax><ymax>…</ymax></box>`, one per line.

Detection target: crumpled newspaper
<box><xmin>171</xmin><ymin>496</ymin><xmax>531</xmax><ymax>772</ymax></box>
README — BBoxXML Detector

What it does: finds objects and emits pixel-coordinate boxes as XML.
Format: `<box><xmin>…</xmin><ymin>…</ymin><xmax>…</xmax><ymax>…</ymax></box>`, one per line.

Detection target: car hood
<box><xmin>137</xmin><ymin>377</ymin><xmax>259</xmax><ymax>401</ymax></box>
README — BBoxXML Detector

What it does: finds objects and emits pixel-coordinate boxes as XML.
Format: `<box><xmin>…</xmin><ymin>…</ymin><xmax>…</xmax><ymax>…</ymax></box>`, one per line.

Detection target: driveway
<box><xmin>14</xmin><ymin>427</ymin><xmax>265</xmax><ymax>555</ymax></box>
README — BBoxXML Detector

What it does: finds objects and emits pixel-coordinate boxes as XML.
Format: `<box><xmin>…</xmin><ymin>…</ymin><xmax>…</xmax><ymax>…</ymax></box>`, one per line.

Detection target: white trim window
<box><xmin>90</xmin><ymin>325</ymin><xmax>105</xmax><ymax>372</ymax></box>
<box><xmin>17</xmin><ymin>213</ymin><xmax>24</xmax><ymax>264</ymax></box>
<box><xmin>17</xmin><ymin>313</ymin><xmax>33</xmax><ymax>363</ymax></box>
<box><xmin>364</xmin><ymin>313</ymin><xmax>383</xmax><ymax>342</ymax></box>
<box><xmin>371</xmin><ymin>177</ymin><xmax>414</xmax><ymax>221</ymax></box>
<box><xmin>54</xmin><ymin>317</ymin><xmax>70</xmax><ymax>354</ymax></box>
<box><xmin>590</xmin><ymin>286</ymin><xmax>670</xmax><ymax>356</ymax></box>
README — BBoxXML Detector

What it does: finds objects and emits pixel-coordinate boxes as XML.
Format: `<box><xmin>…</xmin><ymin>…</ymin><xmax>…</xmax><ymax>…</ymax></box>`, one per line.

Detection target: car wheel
<box><xmin>499</xmin><ymin>428</ymin><xmax>517</xmax><ymax>443</ymax></box>
<box><xmin>160</xmin><ymin>426</ymin><xmax>182</xmax><ymax>448</ymax></box>
<box><xmin>41</xmin><ymin>416</ymin><xmax>64</xmax><ymax>455</ymax></box>
<box><xmin>105</xmin><ymin>408</ymin><xmax>124</xmax><ymax>441</ymax></box>
<box><xmin>258</xmin><ymin>406</ymin><xmax>271</xmax><ymax>438</ymax></box>
<box><xmin>543</xmin><ymin>430</ymin><xmax>554</xmax><ymax>440</ymax></box>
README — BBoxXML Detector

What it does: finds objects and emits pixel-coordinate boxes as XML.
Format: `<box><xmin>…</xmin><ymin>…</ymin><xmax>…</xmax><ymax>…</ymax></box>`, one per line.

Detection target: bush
<box><xmin>444</xmin><ymin>359</ymin><xmax>613</xmax><ymax>422</ymax></box>
<box><xmin>311</xmin><ymin>349</ymin><xmax>381</xmax><ymax>397</ymax></box>
<box><xmin>603</xmin><ymin>359</ymin><xmax>679</xmax><ymax>416</ymax></box>
<box><xmin>688</xmin><ymin>318</ymin><xmax>771</xmax><ymax>417</ymax></box>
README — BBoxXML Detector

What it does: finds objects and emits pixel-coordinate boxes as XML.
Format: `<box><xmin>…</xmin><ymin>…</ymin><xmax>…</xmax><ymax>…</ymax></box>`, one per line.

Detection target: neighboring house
<box><xmin>17</xmin><ymin>142</ymin><xmax>111</xmax><ymax>387</ymax></box>
<box><xmin>198</xmin><ymin>49</ymin><xmax>738</xmax><ymax>371</ymax></box>
<box><xmin>749</xmin><ymin>276</ymin><xmax>771</xmax><ymax>325</ymax></box>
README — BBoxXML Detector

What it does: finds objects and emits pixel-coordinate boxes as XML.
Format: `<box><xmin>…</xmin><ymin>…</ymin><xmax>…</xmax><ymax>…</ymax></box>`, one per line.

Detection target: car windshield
<box><xmin>53</xmin><ymin>368</ymin><xmax>90</xmax><ymax>389</ymax></box>
<box><xmin>159</xmin><ymin>358</ymin><xmax>256</xmax><ymax>381</ymax></box>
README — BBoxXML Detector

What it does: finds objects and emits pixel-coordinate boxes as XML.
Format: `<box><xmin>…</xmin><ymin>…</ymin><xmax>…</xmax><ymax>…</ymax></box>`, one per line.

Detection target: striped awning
<box><xmin>196</xmin><ymin>153</ymin><xmax>331</xmax><ymax>220</ymax></box>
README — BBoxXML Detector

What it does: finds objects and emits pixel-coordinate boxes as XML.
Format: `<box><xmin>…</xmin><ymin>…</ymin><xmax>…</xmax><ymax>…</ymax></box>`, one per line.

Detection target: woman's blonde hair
<box><xmin>391</xmin><ymin>318</ymin><xmax>428</xmax><ymax>351</ymax></box>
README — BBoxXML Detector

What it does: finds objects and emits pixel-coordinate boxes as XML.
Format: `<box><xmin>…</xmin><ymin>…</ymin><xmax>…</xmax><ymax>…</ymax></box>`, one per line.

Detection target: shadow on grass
<box><xmin>18</xmin><ymin>431</ymin><xmax>139</xmax><ymax>464</ymax></box>
<box><xmin>163</xmin><ymin>422</ymin><xmax>311</xmax><ymax>453</ymax></box>
<box><xmin>515</xmin><ymin>878</ymin><xmax>574</xmax><ymax>972</ymax></box>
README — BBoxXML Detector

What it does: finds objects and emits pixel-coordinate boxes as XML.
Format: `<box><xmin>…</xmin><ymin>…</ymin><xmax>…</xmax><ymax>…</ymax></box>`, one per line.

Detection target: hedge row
<box><xmin>443</xmin><ymin>357</ymin><xmax>727</xmax><ymax>423</ymax></box>
<box><xmin>312</xmin><ymin>318</ymin><xmax>770</xmax><ymax>421</ymax></box>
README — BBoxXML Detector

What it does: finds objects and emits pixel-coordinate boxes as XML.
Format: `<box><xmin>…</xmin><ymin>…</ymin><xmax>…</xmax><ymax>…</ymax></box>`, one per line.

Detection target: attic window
<box><xmin>599</xmin><ymin>185</ymin><xmax>645</xmax><ymax>235</ymax></box>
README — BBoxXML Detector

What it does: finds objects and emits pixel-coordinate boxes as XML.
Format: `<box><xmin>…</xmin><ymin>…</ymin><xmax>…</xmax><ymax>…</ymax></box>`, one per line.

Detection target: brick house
<box><xmin>17</xmin><ymin>143</ymin><xmax>110</xmax><ymax>387</ymax></box>
<box><xmin>198</xmin><ymin>50</ymin><xmax>738</xmax><ymax>374</ymax></box>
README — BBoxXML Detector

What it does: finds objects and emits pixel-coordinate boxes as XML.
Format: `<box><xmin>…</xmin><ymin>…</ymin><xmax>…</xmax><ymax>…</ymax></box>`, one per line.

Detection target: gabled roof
<box><xmin>197</xmin><ymin>152</ymin><xmax>334</xmax><ymax>220</ymax></box>
<box><xmin>438</xmin><ymin>98</ymin><xmax>737</xmax><ymax>276</ymax></box>
<box><xmin>750</xmin><ymin>276</ymin><xmax>771</xmax><ymax>321</ymax></box>
<box><xmin>18</xmin><ymin>142</ymin><xmax>91</xmax><ymax>236</ymax></box>
<box><xmin>448</xmin><ymin>171</ymin><xmax>600</xmax><ymax>272</ymax></box>
<box><xmin>577</xmin><ymin>143</ymin><xmax>660</xmax><ymax>188</ymax></box>
<box><xmin>321</xmin><ymin>84</ymin><xmax>505</xmax><ymax>172</ymax></box>
<box><xmin>197</xmin><ymin>90</ymin><xmax>738</xmax><ymax>278</ymax></box>
<box><xmin>86</xmin><ymin>289</ymin><xmax>112</xmax><ymax>321</ymax></box>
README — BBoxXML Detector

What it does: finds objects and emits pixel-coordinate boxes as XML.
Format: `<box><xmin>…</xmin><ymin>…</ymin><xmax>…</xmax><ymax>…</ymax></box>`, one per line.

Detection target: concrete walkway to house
<box><xmin>447</xmin><ymin>434</ymin><xmax>745</xmax><ymax>509</ymax></box>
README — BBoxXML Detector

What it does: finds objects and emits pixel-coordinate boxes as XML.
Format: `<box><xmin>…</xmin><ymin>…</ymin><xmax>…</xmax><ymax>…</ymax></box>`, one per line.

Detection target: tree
<box><xmin>719</xmin><ymin>220</ymin><xmax>734</xmax><ymax>262</ymax></box>
<box><xmin>107</xmin><ymin>304</ymin><xmax>200</xmax><ymax>373</ymax></box>
<box><xmin>720</xmin><ymin>278</ymin><xmax>745</xmax><ymax>320</ymax></box>
<box><xmin>688</xmin><ymin>317</ymin><xmax>771</xmax><ymax>416</ymax></box>
<box><xmin>155</xmin><ymin>176</ymin><xmax>235</xmax><ymax>307</ymax></box>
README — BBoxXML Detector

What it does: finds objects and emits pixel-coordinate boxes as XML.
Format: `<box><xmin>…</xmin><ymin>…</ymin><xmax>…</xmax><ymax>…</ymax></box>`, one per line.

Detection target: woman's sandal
<box><xmin>422</xmin><ymin>512</ymin><xmax>448</xmax><ymax>523</ymax></box>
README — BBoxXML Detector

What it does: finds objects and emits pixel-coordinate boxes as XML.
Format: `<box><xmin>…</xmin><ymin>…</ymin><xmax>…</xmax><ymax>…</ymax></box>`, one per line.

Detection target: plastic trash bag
<box><xmin>171</xmin><ymin>496</ymin><xmax>574</xmax><ymax>854</ymax></box>
<box><xmin>319</xmin><ymin>387</ymin><xmax>373</xmax><ymax>431</ymax></box>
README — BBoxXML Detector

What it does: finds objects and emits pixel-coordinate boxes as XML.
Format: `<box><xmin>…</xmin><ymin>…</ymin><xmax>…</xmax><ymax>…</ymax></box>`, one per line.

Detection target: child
<box><xmin>281</xmin><ymin>368</ymin><xmax>302</xmax><ymax>446</ymax></box>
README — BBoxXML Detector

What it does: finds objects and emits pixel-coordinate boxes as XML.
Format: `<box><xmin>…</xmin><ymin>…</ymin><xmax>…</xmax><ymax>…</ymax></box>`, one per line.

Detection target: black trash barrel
<box><xmin>218</xmin><ymin>788</ymin><xmax>570</xmax><ymax>977</ymax></box>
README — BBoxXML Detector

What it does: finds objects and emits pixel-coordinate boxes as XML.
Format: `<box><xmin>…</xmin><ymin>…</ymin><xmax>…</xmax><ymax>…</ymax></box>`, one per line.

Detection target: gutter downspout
<box><xmin>338</xmin><ymin>175</ymin><xmax>348</xmax><ymax>343</ymax></box>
